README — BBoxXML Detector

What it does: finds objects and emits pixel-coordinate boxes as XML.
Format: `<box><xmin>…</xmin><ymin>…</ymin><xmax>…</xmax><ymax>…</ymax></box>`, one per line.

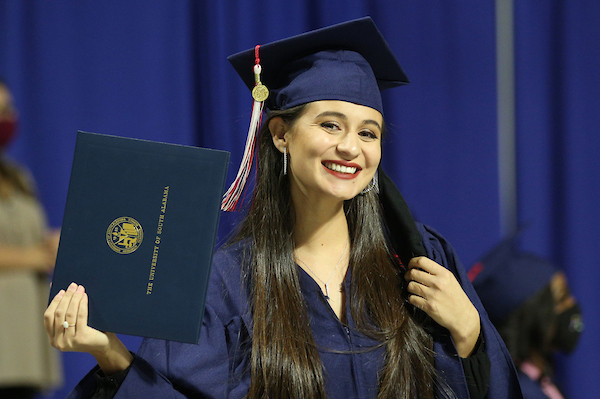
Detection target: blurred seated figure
<box><xmin>0</xmin><ymin>79</ymin><xmax>63</xmax><ymax>398</ymax></box>
<box><xmin>469</xmin><ymin>237</ymin><xmax>584</xmax><ymax>399</ymax></box>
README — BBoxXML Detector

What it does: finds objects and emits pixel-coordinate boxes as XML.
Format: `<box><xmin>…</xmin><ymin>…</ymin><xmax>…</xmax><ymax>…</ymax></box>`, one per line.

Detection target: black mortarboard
<box><xmin>227</xmin><ymin>16</ymin><xmax>409</xmax><ymax>115</ymax></box>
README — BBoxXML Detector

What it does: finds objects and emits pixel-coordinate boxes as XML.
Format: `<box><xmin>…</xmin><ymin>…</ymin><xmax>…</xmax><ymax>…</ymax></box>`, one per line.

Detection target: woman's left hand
<box><xmin>404</xmin><ymin>256</ymin><xmax>481</xmax><ymax>357</ymax></box>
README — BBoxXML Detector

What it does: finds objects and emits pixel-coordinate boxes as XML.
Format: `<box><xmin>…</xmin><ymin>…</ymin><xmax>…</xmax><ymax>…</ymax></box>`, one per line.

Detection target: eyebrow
<box><xmin>315</xmin><ymin>111</ymin><xmax>382</xmax><ymax>131</ymax></box>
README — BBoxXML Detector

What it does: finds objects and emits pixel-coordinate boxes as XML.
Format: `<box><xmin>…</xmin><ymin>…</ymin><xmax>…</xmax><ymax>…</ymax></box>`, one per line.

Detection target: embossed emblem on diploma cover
<box><xmin>106</xmin><ymin>216</ymin><xmax>144</xmax><ymax>254</ymax></box>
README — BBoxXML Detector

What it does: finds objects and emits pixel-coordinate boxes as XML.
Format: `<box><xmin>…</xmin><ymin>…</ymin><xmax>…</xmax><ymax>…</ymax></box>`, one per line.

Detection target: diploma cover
<box><xmin>50</xmin><ymin>131</ymin><xmax>229</xmax><ymax>344</ymax></box>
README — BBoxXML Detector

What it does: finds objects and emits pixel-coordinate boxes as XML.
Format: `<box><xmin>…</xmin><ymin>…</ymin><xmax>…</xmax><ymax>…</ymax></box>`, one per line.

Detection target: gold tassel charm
<box><xmin>252</xmin><ymin>64</ymin><xmax>269</xmax><ymax>102</ymax></box>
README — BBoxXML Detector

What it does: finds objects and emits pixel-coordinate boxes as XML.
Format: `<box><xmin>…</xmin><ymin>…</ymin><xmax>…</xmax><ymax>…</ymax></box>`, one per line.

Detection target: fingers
<box><xmin>405</xmin><ymin>268</ymin><xmax>433</xmax><ymax>288</ymax></box>
<box><xmin>405</xmin><ymin>257</ymin><xmax>454</xmax><ymax>287</ymax></box>
<box><xmin>404</xmin><ymin>258</ymin><xmax>435</xmax><ymax>293</ymax></box>
<box><xmin>44</xmin><ymin>289</ymin><xmax>65</xmax><ymax>338</ymax></box>
<box><xmin>404</xmin><ymin>257</ymin><xmax>449</xmax><ymax>311</ymax></box>
<box><xmin>407</xmin><ymin>279</ymin><xmax>427</xmax><ymax>298</ymax></box>
<box><xmin>403</xmin><ymin>257</ymin><xmax>479</xmax><ymax>341</ymax></box>
<box><xmin>45</xmin><ymin>282</ymin><xmax>85</xmax><ymax>347</ymax></box>
<box><xmin>64</xmin><ymin>284</ymin><xmax>85</xmax><ymax>337</ymax></box>
<box><xmin>53</xmin><ymin>283</ymin><xmax>76</xmax><ymax>338</ymax></box>
<box><xmin>407</xmin><ymin>289</ymin><xmax>428</xmax><ymax>310</ymax></box>
<box><xmin>44</xmin><ymin>283</ymin><xmax>115</xmax><ymax>357</ymax></box>
<box><xmin>406</xmin><ymin>256</ymin><xmax>442</xmax><ymax>275</ymax></box>
<box><xmin>77</xmin><ymin>289</ymin><xmax>89</xmax><ymax>332</ymax></box>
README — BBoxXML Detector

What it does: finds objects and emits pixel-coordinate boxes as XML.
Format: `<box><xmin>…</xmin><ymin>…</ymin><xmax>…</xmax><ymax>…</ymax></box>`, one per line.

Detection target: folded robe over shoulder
<box><xmin>66</xmin><ymin>222</ymin><xmax>522</xmax><ymax>399</ymax></box>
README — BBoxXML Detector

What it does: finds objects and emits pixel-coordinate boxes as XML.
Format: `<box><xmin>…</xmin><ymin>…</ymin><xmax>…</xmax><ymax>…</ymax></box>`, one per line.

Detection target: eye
<box><xmin>320</xmin><ymin>121</ymin><xmax>341</xmax><ymax>131</ymax></box>
<box><xmin>358</xmin><ymin>129</ymin><xmax>379</xmax><ymax>141</ymax></box>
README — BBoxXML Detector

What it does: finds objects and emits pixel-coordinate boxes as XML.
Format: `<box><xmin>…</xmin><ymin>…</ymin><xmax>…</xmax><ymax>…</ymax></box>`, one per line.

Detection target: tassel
<box><xmin>221</xmin><ymin>45</ymin><xmax>269</xmax><ymax>211</ymax></box>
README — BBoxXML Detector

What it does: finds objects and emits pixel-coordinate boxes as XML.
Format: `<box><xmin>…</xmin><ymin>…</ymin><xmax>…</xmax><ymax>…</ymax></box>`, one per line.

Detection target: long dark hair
<box><xmin>498</xmin><ymin>284</ymin><xmax>556</xmax><ymax>368</ymax></box>
<box><xmin>234</xmin><ymin>104</ymin><xmax>438</xmax><ymax>398</ymax></box>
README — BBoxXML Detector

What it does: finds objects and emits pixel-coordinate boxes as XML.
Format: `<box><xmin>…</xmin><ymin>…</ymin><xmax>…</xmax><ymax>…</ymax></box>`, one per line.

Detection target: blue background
<box><xmin>1</xmin><ymin>1</ymin><xmax>598</xmax><ymax>398</ymax></box>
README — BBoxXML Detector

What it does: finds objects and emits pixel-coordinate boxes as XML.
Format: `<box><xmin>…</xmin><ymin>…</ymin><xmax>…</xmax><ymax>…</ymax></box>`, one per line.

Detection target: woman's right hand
<box><xmin>44</xmin><ymin>282</ymin><xmax>134</xmax><ymax>375</ymax></box>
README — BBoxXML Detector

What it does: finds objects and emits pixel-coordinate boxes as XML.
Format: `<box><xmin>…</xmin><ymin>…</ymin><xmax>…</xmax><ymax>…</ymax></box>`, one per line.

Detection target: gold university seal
<box><xmin>106</xmin><ymin>216</ymin><xmax>143</xmax><ymax>254</ymax></box>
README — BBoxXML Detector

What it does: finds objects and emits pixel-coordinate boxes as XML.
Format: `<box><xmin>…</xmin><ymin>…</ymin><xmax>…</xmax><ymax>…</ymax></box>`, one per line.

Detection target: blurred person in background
<box><xmin>469</xmin><ymin>236</ymin><xmax>584</xmax><ymax>399</ymax></box>
<box><xmin>0</xmin><ymin>79</ymin><xmax>63</xmax><ymax>399</ymax></box>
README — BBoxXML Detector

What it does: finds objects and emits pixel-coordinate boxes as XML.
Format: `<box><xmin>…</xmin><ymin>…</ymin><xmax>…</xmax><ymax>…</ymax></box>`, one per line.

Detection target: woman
<box><xmin>470</xmin><ymin>236</ymin><xmax>584</xmax><ymax>398</ymax></box>
<box><xmin>0</xmin><ymin>80</ymin><xmax>63</xmax><ymax>398</ymax></box>
<box><xmin>44</xmin><ymin>18</ymin><xmax>521</xmax><ymax>398</ymax></box>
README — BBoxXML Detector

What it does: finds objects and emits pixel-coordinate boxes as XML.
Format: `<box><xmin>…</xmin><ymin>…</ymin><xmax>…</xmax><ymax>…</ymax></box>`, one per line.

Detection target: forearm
<box><xmin>0</xmin><ymin>245</ymin><xmax>43</xmax><ymax>270</ymax></box>
<box><xmin>90</xmin><ymin>333</ymin><xmax>135</xmax><ymax>376</ymax></box>
<box><xmin>450</xmin><ymin>308</ymin><xmax>481</xmax><ymax>358</ymax></box>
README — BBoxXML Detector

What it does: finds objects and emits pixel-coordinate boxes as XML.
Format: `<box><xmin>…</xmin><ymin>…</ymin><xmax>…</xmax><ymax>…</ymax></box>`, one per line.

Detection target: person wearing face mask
<box><xmin>0</xmin><ymin>80</ymin><xmax>63</xmax><ymax>398</ymax></box>
<box><xmin>469</xmin><ymin>236</ymin><xmax>584</xmax><ymax>399</ymax></box>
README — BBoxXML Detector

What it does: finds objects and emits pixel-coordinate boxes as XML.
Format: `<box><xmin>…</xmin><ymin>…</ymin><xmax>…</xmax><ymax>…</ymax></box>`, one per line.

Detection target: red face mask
<box><xmin>0</xmin><ymin>118</ymin><xmax>18</xmax><ymax>148</ymax></box>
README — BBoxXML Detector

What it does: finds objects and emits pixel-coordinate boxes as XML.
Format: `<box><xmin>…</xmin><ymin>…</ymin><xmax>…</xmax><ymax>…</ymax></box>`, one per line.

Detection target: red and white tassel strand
<box><xmin>220</xmin><ymin>97</ymin><xmax>263</xmax><ymax>211</ymax></box>
<box><xmin>221</xmin><ymin>46</ymin><xmax>268</xmax><ymax>211</ymax></box>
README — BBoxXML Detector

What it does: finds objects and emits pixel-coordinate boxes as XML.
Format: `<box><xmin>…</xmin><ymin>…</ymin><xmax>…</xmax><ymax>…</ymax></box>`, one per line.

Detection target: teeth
<box><xmin>325</xmin><ymin>162</ymin><xmax>357</xmax><ymax>174</ymax></box>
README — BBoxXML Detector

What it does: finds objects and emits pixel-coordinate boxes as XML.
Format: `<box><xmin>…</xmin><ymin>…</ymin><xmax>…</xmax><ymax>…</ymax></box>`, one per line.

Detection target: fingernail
<box><xmin>76</xmin><ymin>285</ymin><xmax>85</xmax><ymax>293</ymax></box>
<box><xmin>67</xmin><ymin>282</ymin><xmax>77</xmax><ymax>291</ymax></box>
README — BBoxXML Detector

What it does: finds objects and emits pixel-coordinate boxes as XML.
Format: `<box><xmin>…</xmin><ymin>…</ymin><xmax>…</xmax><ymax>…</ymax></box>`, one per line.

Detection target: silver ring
<box><xmin>63</xmin><ymin>321</ymin><xmax>75</xmax><ymax>329</ymax></box>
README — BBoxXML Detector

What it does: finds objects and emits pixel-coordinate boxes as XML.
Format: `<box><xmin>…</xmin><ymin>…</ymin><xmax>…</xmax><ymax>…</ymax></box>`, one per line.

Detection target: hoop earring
<box><xmin>360</xmin><ymin>170</ymin><xmax>379</xmax><ymax>194</ymax></box>
<box><xmin>283</xmin><ymin>147</ymin><xmax>288</xmax><ymax>175</ymax></box>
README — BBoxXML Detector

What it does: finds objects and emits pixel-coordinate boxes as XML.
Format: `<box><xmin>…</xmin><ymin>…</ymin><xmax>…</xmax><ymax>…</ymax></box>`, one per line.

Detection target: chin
<box><xmin>325</xmin><ymin>186</ymin><xmax>363</xmax><ymax>201</ymax></box>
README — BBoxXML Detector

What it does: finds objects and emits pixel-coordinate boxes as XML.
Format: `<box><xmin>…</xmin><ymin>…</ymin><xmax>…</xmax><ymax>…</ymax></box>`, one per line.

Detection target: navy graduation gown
<box><xmin>518</xmin><ymin>372</ymin><xmax>559</xmax><ymax>399</ymax></box>
<box><xmin>67</xmin><ymin>223</ymin><xmax>522</xmax><ymax>398</ymax></box>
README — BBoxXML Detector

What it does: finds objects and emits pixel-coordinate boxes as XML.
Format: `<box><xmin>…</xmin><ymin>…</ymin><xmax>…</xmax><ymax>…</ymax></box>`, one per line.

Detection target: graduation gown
<box><xmin>518</xmin><ymin>373</ymin><xmax>556</xmax><ymax>399</ymax></box>
<box><xmin>66</xmin><ymin>223</ymin><xmax>522</xmax><ymax>398</ymax></box>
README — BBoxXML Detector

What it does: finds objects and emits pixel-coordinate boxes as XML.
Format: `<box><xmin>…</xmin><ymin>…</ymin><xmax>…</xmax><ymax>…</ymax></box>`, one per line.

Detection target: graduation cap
<box><xmin>469</xmin><ymin>236</ymin><xmax>558</xmax><ymax>324</ymax></box>
<box><xmin>221</xmin><ymin>16</ymin><xmax>409</xmax><ymax>211</ymax></box>
<box><xmin>228</xmin><ymin>16</ymin><xmax>409</xmax><ymax>114</ymax></box>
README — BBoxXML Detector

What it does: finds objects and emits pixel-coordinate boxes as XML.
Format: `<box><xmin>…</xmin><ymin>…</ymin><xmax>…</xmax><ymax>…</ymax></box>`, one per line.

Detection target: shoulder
<box><xmin>415</xmin><ymin>222</ymin><xmax>452</xmax><ymax>249</ymax></box>
<box><xmin>415</xmin><ymin>222</ymin><xmax>460</xmax><ymax>271</ymax></box>
<box><xmin>212</xmin><ymin>240</ymin><xmax>248</xmax><ymax>271</ymax></box>
<box><xmin>206</xmin><ymin>239</ymin><xmax>252</xmax><ymax>322</ymax></box>
<box><xmin>210</xmin><ymin>239</ymin><xmax>252</xmax><ymax>285</ymax></box>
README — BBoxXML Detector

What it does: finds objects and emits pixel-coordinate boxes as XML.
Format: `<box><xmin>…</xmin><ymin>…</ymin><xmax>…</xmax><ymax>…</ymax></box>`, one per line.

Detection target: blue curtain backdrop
<box><xmin>0</xmin><ymin>1</ymin><xmax>598</xmax><ymax>398</ymax></box>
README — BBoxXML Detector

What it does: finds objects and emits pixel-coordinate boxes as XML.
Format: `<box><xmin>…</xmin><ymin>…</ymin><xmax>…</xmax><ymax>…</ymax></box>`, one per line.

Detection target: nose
<box><xmin>336</xmin><ymin>132</ymin><xmax>360</xmax><ymax>159</ymax></box>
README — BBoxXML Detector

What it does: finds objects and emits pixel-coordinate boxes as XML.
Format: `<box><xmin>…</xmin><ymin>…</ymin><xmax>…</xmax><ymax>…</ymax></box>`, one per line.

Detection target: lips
<box><xmin>323</xmin><ymin>161</ymin><xmax>361</xmax><ymax>175</ymax></box>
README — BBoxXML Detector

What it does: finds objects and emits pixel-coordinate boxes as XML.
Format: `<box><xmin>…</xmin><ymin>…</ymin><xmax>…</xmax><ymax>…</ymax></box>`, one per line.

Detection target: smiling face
<box><xmin>272</xmin><ymin>100</ymin><xmax>383</xmax><ymax>204</ymax></box>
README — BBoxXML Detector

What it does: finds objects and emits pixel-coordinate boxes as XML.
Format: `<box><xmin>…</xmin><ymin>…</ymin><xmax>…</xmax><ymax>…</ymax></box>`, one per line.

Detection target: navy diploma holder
<box><xmin>50</xmin><ymin>131</ymin><xmax>229</xmax><ymax>343</ymax></box>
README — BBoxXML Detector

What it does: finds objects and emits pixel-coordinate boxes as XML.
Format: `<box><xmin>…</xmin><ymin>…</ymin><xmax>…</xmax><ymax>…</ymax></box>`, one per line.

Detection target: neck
<box><xmin>292</xmin><ymin>195</ymin><xmax>349</xmax><ymax>253</ymax></box>
<box><xmin>292</xmin><ymin>194</ymin><xmax>350</xmax><ymax>318</ymax></box>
